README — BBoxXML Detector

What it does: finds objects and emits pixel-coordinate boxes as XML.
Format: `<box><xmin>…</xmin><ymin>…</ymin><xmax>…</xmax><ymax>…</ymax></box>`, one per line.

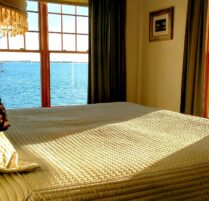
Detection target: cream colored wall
<box><xmin>126</xmin><ymin>0</ymin><xmax>188</xmax><ymax>112</ymax></box>
<box><xmin>139</xmin><ymin>0</ymin><xmax>188</xmax><ymax>112</ymax></box>
<box><xmin>126</xmin><ymin>0</ymin><xmax>140</xmax><ymax>103</ymax></box>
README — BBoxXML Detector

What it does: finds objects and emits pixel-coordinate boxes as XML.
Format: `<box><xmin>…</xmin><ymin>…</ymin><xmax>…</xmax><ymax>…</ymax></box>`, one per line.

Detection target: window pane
<box><xmin>9</xmin><ymin>35</ymin><xmax>24</xmax><ymax>50</ymax></box>
<box><xmin>77</xmin><ymin>35</ymin><xmax>88</xmax><ymax>51</ymax></box>
<box><xmin>77</xmin><ymin>6</ymin><xmax>88</xmax><ymax>16</ymax></box>
<box><xmin>63</xmin><ymin>16</ymin><xmax>75</xmax><ymax>33</ymax></box>
<box><xmin>63</xmin><ymin>34</ymin><xmax>75</xmax><ymax>51</ymax></box>
<box><xmin>48</xmin><ymin>14</ymin><xmax>61</xmax><ymax>32</ymax></box>
<box><xmin>62</xmin><ymin>5</ymin><xmax>75</xmax><ymax>15</ymax></box>
<box><xmin>50</xmin><ymin>53</ymin><xmax>88</xmax><ymax>106</ymax></box>
<box><xmin>0</xmin><ymin>35</ymin><xmax>7</xmax><ymax>49</ymax></box>
<box><xmin>0</xmin><ymin>52</ymin><xmax>41</xmax><ymax>109</ymax></box>
<box><xmin>27</xmin><ymin>1</ymin><xmax>38</xmax><ymax>12</ymax></box>
<box><xmin>26</xmin><ymin>32</ymin><xmax>39</xmax><ymax>50</ymax></box>
<box><xmin>28</xmin><ymin>12</ymin><xmax>39</xmax><ymax>31</ymax></box>
<box><xmin>48</xmin><ymin>3</ymin><xmax>61</xmax><ymax>13</ymax></box>
<box><xmin>49</xmin><ymin>33</ymin><xmax>61</xmax><ymax>50</ymax></box>
<box><xmin>77</xmin><ymin>17</ymin><xmax>88</xmax><ymax>34</ymax></box>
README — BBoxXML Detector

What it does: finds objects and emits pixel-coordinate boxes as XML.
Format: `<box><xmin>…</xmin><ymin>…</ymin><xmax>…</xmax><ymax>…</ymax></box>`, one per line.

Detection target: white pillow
<box><xmin>0</xmin><ymin>132</ymin><xmax>39</xmax><ymax>173</ymax></box>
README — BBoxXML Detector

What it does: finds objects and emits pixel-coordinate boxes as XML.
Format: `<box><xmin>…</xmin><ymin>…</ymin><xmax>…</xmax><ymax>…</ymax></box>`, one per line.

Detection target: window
<box><xmin>47</xmin><ymin>3</ymin><xmax>88</xmax><ymax>52</ymax></box>
<box><xmin>0</xmin><ymin>1</ymin><xmax>41</xmax><ymax>109</ymax></box>
<box><xmin>0</xmin><ymin>1</ymin><xmax>88</xmax><ymax>109</ymax></box>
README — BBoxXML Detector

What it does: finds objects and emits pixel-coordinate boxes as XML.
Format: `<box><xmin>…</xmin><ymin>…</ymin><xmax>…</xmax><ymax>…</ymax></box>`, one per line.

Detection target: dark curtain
<box><xmin>88</xmin><ymin>0</ymin><xmax>126</xmax><ymax>104</ymax></box>
<box><xmin>180</xmin><ymin>0</ymin><xmax>208</xmax><ymax>116</ymax></box>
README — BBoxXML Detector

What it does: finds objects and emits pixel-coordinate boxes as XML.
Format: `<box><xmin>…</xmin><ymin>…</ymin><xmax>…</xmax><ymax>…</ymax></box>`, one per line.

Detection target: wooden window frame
<box><xmin>204</xmin><ymin>38</ymin><xmax>209</xmax><ymax>118</ymax></box>
<box><xmin>203</xmin><ymin>4</ymin><xmax>209</xmax><ymax>118</ymax></box>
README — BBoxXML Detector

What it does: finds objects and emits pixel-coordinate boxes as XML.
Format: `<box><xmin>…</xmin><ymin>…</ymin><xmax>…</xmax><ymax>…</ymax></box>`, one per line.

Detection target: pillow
<box><xmin>0</xmin><ymin>131</ymin><xmax>39</xmax><ymax>173</ymax></box>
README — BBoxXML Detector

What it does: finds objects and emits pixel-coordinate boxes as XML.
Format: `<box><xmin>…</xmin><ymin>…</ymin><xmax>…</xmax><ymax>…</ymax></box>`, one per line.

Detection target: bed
<box><xmin>1</xmin><ymin>102</ymin><xmax>209</xmax><ymax>200</ymax></box>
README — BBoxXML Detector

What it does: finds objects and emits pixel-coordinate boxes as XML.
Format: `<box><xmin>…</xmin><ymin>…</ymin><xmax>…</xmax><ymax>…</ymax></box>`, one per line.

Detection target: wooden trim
<box><xmin>6</xmin><ymin>33</ymin><xmax>9</xmax><ymax>49</ymax></box>
<box><xmin>203</xmin><ymin>4</ymin><xmax>209</xmax><ymax>118</ymax></box>
<box><xmin>7</xmin><ymin>33</ymin><xmax>10</xmax><ymax>49</ymax></box>
<box><xmin>0</xmin><ymin>49</ymin><xmax>88</xmax><ymax>53</ymax></box>
<box><xmin>48</xmin><ymin>31</ymin><xmax>87</xmax><ymax>35</ymax></box>
<box><xmin>61</xmin><ymin>5</ymin><xmax>64</xmax><ymax>51</ymax></box>
<box><xmin>23</xmin><ymin>34</ymin><xmax>26</xmax><ymax>49</ymax></box>
<box><xmin>204</xmin><ymin>52</ymin><xmax>209</xmax><ymax>117</ymax></box>
<box><xmin>49</xmin><ymin>50</ymin><xmax>88</xmax><ymax>53</ymax></box>
<box><xmin>0</xmin><ymin>49</ymin><xmax>40</xmax><ymax>52</ymax></box>
<box><xmin>32</xmin><ymin>0</ymin><xmax>88</xmax><ymax>6</ymax></box>
<box><xmin>48</xmin><ymin>11</ymin><xmax>87</xmax><ymax>17</ymax></box>
<box><xmin>39</xmin><ymin>2</ymin><xmax>51</xmax><ymax>107</ymax></box>
<box><xmin>27</xmin><ymin>10</ymin><xmax>38</xmax><ymax>13</ymax></box>
<box><xmin>27</xmin><ymin>30</ymin><xmax>39</xmax><ymax>33</ymax></box>
<box><xmin>75</xmin><ymin>5</ymin><xmax>77</xmax><ymax>51</ymax></box>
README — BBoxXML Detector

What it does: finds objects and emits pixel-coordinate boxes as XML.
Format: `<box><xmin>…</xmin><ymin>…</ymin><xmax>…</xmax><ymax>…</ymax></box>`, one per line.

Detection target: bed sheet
<box><xmin>3</xmin><ymin>102</ymin><xmax>209</xmax><ymax>200</ymax></box>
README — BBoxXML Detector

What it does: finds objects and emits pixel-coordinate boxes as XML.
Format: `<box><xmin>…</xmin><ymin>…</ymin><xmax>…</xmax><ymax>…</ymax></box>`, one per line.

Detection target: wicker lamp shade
<box><xmin>0</xmin><ymin>0</ymin><xmax>28</xmax><ymax>36</ymax></box>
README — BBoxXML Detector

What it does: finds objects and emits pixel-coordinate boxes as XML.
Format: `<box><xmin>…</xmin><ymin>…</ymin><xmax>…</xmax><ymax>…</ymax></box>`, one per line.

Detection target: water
<box><xmin>0</xmin><ymin>62</ymin><xmax>88</xmax><ymax>109</ymax></box>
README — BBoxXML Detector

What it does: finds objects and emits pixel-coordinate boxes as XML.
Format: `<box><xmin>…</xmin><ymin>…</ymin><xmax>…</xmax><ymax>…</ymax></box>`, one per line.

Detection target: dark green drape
<box><xmin>88</xmin><ymin>0</ymin><xmax>126</xmax><ymax>104</ymax></box>
<box><xmin>180</xmin><ymin>0</ymin><xmax>208</xmax><ymax>116</ymax></box>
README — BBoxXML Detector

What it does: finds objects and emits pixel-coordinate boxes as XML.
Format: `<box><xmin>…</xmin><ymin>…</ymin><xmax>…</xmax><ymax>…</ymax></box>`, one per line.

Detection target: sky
<box><xmin>0</xmin><ymin>1</ymin><xmax>88</xmax><ymax>62</ymax></box>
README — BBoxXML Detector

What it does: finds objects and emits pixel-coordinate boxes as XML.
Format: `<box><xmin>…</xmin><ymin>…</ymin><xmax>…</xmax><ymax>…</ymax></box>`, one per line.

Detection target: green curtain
<box><xmin>88</xmin><ymin>0</ymin><xmax>126</xmax><ymax>103</ymax></box>
<box><xmin>180</xmin><ymin>0</ymin><xmax>208</xmax><ymax>116</ymax></box>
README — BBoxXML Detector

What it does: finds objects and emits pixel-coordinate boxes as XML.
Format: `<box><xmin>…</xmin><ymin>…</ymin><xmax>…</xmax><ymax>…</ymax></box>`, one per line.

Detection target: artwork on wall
<box><xmin>149</xmin><ymin>7</ymin><xmax>174</xmax><ymax>42</ymax></box>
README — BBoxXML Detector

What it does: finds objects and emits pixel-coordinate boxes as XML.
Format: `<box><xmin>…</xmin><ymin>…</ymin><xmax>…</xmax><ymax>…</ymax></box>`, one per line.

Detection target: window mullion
<box><xmin>24</xmin><ymin>34</ymin><xmax>26</xmax><ymax>50</ymax></box>
<box><xmin>7</xmin><ymin>33</ymin><xmax>9</xmax><ymax>49</ymax></box>
<box><xmin>61</xmin><ymin>5</ymin><xmax>64</xmax><ymax>51</ymax></box>
<box><xmin>75</xmin><ymin>6</ymin><xmax>77</xmax><ymax>51</ymax></box>
<box><xmin>39</xmin><ymin>2</ymin><xmax>51</xmax><ymax>107</ymax></box>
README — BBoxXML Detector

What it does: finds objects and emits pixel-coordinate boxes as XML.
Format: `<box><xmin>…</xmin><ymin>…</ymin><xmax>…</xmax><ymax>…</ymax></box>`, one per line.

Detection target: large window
<box><xmin>0</xmin><ymin>1</ymin><xmax>88</xmax><ymax>109</ymax></box>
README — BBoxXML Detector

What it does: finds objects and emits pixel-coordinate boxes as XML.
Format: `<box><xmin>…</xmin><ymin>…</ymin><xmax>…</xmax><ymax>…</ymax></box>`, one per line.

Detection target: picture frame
<box><xmin>149</xmin><ymin>7</ymin><xmax>174</xmax><ymax>42</ymax></box>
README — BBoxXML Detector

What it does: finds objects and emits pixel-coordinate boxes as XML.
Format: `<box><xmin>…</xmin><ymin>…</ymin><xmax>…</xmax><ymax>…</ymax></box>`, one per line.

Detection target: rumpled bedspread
<box><xmin>3</xmin><ymin>102</ymin><xmax>209</xmax><ymax>200</ymax></box>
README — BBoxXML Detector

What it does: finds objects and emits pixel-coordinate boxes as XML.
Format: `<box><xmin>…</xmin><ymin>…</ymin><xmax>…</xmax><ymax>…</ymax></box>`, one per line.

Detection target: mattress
<box><xmin>2</xmin><ymin>102</ymin><xmax>209</xmax><ymax>200</ymax></box>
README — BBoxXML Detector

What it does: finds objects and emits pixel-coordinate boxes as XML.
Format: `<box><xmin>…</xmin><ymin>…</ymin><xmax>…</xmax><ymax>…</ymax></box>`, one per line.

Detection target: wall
<box><xmin>126</xmin><ymin>0</ymin><xmax>140</xmax><ymax>103</ymax></box>
<box><xmin>126</xmin><ymin>0</ymin><xmax>188</xmax><ymax>112</ymax></box>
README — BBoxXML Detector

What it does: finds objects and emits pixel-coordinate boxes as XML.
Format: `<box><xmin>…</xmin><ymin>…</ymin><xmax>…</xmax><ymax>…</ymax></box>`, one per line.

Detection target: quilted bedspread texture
<box><xmin>2</xmin><ymin>102</ymin><xmax>209</xmax><ymax>200</ymax></box>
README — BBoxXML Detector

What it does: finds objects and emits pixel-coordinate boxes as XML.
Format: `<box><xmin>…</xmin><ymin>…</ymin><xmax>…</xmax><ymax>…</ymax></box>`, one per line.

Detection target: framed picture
<box><xmin>149</xmin><ymin>7</ymin><xmax>174</xmax><ymax>42</ymax></box>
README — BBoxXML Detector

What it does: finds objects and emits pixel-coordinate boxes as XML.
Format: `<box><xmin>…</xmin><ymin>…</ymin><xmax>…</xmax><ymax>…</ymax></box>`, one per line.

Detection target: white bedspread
<box><xmin>3</xmin><ymin>102</ymin><xmax>209</xmax><ymax>200</ymax></box>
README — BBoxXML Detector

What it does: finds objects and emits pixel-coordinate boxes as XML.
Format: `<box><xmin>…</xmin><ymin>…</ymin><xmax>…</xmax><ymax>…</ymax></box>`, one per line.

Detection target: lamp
<box><xmin>0</xmin><ymin>0</ymin><xmax>28</xmax><ymax>37</ymax></box>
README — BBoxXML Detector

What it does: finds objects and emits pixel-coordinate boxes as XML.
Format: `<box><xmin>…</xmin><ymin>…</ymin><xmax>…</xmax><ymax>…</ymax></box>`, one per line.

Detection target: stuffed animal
<box><xmin>0</xmin><ymin>99</ymin><xmax>10</xmax><ymax>131</ymax></box>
